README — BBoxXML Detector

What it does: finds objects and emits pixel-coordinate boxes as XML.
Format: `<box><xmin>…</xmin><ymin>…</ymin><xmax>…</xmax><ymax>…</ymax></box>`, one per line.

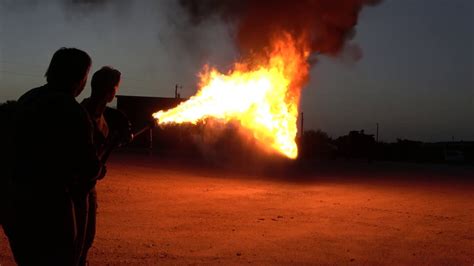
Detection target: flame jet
<box><xmin>153</xmin><ymin>34</ymin><xmax>309</xmax><ymax>159</ymax></box>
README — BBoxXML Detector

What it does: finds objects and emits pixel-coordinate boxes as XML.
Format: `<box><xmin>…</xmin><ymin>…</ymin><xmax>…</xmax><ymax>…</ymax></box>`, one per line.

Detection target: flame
<box><xmin>153</xmin><ymin>34</ymin><xmax>310</xmax><ymax>159</ymax></box>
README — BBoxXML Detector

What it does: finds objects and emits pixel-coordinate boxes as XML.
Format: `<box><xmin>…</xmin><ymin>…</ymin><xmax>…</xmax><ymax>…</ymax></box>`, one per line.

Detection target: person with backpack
<box><xmin>2</xmin><ymin>47</ymin><xmax>105</xmax><ymax>265</ymax></box>
<box><xmin>0</xmin><ymin>100</ymin><xmax>18</xmax><ymax>226</ymax></box>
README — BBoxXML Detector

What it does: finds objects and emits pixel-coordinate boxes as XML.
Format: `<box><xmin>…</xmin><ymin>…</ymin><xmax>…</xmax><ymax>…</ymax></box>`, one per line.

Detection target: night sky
<box><xmin>0</xmin><ymin>0</ymin><xmax>472</xmax><ymax>142</ymax></box>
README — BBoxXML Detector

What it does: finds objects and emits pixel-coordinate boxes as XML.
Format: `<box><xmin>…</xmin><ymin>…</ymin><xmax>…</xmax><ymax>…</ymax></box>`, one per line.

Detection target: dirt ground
<box><xmin>1</xmin><ymin>154</ymin><xmax>473</xmax><ymax>265</ymax></box>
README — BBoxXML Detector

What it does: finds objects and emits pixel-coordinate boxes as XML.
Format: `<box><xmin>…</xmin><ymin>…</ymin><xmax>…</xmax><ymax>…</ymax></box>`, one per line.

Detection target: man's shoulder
<box><xmin>18</xmin><ymin>84</ymin><xmax>86</xmax><ymax>118</ymax></box>
<box><xmin>18</xmin><ymin>85</ymin><xmax>48</xmax><ymax>103</ymax></box>
<box><xmin>18</xmin><ymin>84</ymin><xmax>76</xmax><ymax>105</ymax></box>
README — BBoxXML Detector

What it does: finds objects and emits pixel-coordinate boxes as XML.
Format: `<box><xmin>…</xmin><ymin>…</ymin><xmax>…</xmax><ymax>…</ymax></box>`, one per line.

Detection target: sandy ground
<box><xmin>1</xmin><ymin>154</ymin><xmax>473</xmax><ymax>265</ymax></box>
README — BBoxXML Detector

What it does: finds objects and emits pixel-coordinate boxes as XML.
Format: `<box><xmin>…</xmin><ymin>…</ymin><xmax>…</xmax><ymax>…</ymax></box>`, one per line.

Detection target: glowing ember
<box><xmin>153</xmin><ymin>34</ymin><xmax>309</xmax><ymax>159</ymax></box>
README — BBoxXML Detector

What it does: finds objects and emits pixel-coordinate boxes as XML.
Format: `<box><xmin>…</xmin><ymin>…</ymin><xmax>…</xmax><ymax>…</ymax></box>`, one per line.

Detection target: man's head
<box><xmin>91</xmin><ymin>66</ymin><xmax>121</xmax><ymax>103</ymax></box>
<box><xmin>45</xmin><ymin>47</ymin><xmax>92</xmax><ymax>97</ymax></box>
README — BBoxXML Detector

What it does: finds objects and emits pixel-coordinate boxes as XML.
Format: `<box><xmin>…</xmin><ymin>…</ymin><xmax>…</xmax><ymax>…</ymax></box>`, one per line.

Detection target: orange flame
<box><xmin>153</xmin><ymin>34</ymin><xmax>310</xmax><ymax>159</ymax></box>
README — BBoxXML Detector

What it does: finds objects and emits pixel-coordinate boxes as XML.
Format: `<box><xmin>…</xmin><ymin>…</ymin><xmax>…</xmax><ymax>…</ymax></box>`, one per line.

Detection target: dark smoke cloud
<box><xmin>179</xmin><ymin>0</ymin><xmax>381</xmax><ymax>59</ymax></box>
<box><xmin>64</xmin><ymin>0</ymin><xmax>116</xmax><ymax>9</ymax></box>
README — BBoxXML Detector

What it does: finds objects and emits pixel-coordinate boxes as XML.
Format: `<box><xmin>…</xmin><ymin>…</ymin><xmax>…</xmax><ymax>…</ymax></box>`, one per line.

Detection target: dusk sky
<box><xmin>0</xmin><ymin>0</ymin><xmax>472</xmax><ymax>142</ymax></box>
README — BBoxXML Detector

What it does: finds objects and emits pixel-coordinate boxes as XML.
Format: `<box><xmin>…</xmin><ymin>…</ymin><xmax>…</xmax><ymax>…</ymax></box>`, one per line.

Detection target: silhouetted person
<box><xmin>75</xmin><ymin>66</ymin><xmax>125</xmax><ymax>265</ymax></box>
<box><xmin>2</xmin><ymin>47</ymin><xmax>105</xmax><ymax>266</ymax></box>
<box><xmin>0</xmin><ymin>100</ymin><xmax>19</xmax><ymax>225</ymax></box>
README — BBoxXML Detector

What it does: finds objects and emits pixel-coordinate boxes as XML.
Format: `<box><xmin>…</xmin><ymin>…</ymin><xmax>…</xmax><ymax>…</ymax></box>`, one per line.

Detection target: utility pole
<box><xmin>376</xmin><ymin>122</ymin><xmax>379</xmax><ymax>143</ymax></box>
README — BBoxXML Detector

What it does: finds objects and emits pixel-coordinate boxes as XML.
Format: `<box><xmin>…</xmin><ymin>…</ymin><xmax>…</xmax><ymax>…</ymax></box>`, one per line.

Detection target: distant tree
<box><xmin>335</xmin><ymin>130</ymin><xmax>375</xmax><ymax>161</ymax></box>
<box><xmin>300</xmin><ymin>129</ymin><xmax>335</xmax><ymax>158</ymax></box>
<box><xmin>392</xmin><ymin>138</ymin><xmax>425</xmax><ymax>162</ymax></box>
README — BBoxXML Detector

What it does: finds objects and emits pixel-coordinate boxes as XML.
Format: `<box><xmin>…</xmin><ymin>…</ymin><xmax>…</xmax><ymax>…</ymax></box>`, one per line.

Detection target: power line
<box><xmin>0</xmin><ymin>69</ymin><xmax>42</xmax><ymax>79</ymax></box>
<box><xmin>0</xmin><ymin>68</ymin><xmax>158</xmax><ymax>86</ymax></box>
<box><xmin>0</xmin><ymin>60</ymin><xmax>46</xmax><ymax>72</ymax></box>
<box><xmin>0</xmin><ymin>60</ymin><xmax>177</xmax><ymax>87</ymax></box>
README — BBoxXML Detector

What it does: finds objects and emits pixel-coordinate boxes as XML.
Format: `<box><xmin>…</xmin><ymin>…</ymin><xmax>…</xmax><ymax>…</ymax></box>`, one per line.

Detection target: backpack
<box><xmin>0</xmin><ymin>101</ymin><xmax>18</xmax><ymax>224</ymax></box>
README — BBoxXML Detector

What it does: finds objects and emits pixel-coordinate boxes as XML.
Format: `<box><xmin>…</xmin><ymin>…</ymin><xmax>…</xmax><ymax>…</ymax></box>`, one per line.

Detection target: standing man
<box><xmin>76</xmin><ymin>66</ymin><xmax>126</xmax><ymax>265</ymax></box>
<box><xmin>3</xmin><ymin>47</ymin><xmax>105</xmax><ymax>265</ymax></box>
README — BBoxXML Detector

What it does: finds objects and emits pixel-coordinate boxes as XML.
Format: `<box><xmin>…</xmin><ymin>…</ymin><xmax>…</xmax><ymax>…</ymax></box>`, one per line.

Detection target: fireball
<box><xmin>153</xmin><ymin>34</ymin><xmax>310</xmax><ymax>159</ymax></box>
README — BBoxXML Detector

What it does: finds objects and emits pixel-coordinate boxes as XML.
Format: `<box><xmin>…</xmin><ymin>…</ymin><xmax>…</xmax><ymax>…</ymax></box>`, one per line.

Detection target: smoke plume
<box><xmin>179</xmin><ymin>0</ymin><xmax>381</xmax><ymax>60</ymax></box>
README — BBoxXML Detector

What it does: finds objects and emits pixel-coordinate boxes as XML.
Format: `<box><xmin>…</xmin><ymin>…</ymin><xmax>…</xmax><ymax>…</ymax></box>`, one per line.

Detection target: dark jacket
<box><xmin>11</xmin><ymin>84</ymin><xmax>101</xmax><ymax>196</ymax></box>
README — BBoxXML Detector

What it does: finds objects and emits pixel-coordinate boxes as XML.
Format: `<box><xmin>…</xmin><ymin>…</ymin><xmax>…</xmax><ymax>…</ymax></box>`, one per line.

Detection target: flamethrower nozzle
<box><xmin>132</xmin><ymin>118</ymin><xmax>157</xmax><ymax>139</ymax></box>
